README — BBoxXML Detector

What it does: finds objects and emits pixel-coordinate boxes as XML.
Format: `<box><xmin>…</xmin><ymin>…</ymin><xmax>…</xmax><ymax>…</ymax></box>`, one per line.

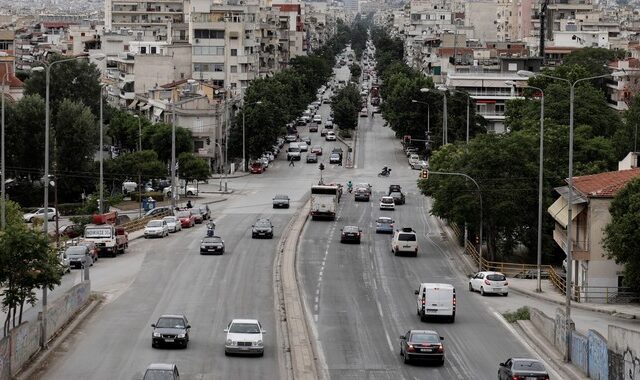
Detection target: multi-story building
<box><xmin>104</xmin><ymin>0</ymin><xmax>186</xmax><ymax>42</ymax></box>
<box><xmin>272</xmin><ymin>2</ymin><xmax>305</xmax><ymax>65</ymax></box>
<box><xmin>605</xmin><ymin>58</ymin><xmax>640</xmax><ymax>112</ymax></box>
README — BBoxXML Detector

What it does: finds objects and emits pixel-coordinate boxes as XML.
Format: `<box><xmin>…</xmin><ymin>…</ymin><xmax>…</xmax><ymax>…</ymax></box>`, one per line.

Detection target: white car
<box><xmin>325</xmin><ymin>120</ymin><xmax>333</xmax><ymax>128</ymax></box>
<box><xmin>23</xmin><ymin>207</ymin><xmax>58</xmax><ymax>223</ymax></box>
<box><xmin>411</xmin><ymin>160</ymin><xmax>429</xmax><ymax>170</ymax></box>
<box><xmin>163</xmin><ymin>216</ymin><xmax>182</xmax><ymax>233</ymax></box>
<box><xmin>379</xmin><ymin>196</ymin><xmax>395</xmax><ymax>210</ymax></box>
<box><xmin>392</xmin><ymin>227</ymin><xmax>418</xmax><ymax>256</ymax></box>
<box><xmin>313</xmin><ymin>115</ymin><xmax>322</xmax><ymax>123</ymax></box>
<box><xmin>468</xmin><ymin>271</ymin><xmax>509</xmax><ymax>296</ymax></box>
<box><xmin>163</xmin><ymin>185</ymin><xmax>198</xmax><ymax>197</ymax></box>
<box><xmin>408</xmin><ymin>154</ymin><xmax>420</xmax><ymax>167</ymax></box>
<box><xmin>298</xmin><ymin>142</ymin><xmax>309</xmax><ymax>152</ymax></box>
<box><xmin>144</xmin><ymin>219</ymin><xmax>169</xmax><ymax>238</ymax></box>
<box><xmin>224</xmin><ymin>318</ymin><xmax>266</xmax><ymax>356</ymax></box>
<box><xmin>325</xmin><ymin>131</ymin><xmax>336</xmax><ymax>141</ymax></box>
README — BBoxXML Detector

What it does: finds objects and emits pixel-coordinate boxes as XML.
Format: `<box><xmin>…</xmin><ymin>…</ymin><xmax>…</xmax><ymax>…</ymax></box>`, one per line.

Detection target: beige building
<box><xmin>548</xmin><ymin>162</ymin><xmax>640</xmax><ymax>303</ymax></box>
<box><xmin>104</xmin><ymin>0</ymin><xmax>186</xmax><ymax>40</ymax></box>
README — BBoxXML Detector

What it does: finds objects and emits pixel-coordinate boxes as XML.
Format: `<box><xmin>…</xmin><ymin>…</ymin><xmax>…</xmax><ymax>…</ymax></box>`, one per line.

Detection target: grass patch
<box><xmin>502</xmin><ymin>306</ymin><xmax>530</xmax><ymax>323</ymax></box>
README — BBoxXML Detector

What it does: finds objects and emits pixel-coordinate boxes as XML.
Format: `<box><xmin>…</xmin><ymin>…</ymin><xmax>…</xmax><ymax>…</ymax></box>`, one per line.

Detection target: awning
<box><xmin>153</xmin><ymin>107</ymin><xmax>163</xmax><ymax>117</ymax></box>
<box><xmin>127</xmin><ymin>100</ymin><xmax>138</xmax><ymax>109</ymax></box>
<box><xmin>548</xmin><ymin>196</ymin><xmax>585</xmax><ymax>228</ymax></box>
<box><xmin>140</xmin><ymin>103</ymin><xmax>151</xmax><ymax>111</ymax></box>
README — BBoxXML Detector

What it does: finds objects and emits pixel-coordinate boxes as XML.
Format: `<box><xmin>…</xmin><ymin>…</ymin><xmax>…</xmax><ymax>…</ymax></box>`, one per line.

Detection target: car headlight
<box><xmin>153</xmin><ymin>332</ymin><xmax>161</xmax><ymax>337</ymax></box>
<box><xmin>255</xmin><ymin>340</ymin><xmax>263</xmax><ymax>346</ymax></box>
<box><xmin>226</xmin><ymin>339</ymin><xmax>233</xmax><ymax>346</ymax></box>
<box><xmin>201</xmin><ymin>245</ymin><xmax>206</xmax><ymax>248</ymax></box>
<box><xmin>177</xmin><ymin>333</ymin><xmax>186</xmax><ymax>338</ymax></box>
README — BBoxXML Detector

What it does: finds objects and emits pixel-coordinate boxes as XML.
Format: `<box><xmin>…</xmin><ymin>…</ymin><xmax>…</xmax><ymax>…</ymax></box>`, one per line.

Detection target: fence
<box><xmin>119</xmin><ymin>210</ymin><xmax>171</xmax><ymax>233</ymax></box>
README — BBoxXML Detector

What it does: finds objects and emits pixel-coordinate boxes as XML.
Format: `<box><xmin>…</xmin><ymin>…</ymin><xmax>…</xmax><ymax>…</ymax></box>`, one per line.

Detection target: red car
<box><xmin>250</xmin><ymin>162</ymin><xmax>264</xmax><ymax>174</ymax></box>
<box><xmin>176</xmin><ymin>210</ymin><xmax>196</xmax><ymax>228</ymax></box>
<box><xmin>311</xmin><ymin>146</ymin><xmax>323</xmax><ymax>155</ymax></box>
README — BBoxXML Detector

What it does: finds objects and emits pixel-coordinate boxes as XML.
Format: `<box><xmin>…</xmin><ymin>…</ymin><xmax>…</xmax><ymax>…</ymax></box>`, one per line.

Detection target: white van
<box><xmin>414</xmin><ymin>283</ymin><xmax>456</xmax><ymax>323</ymax></box>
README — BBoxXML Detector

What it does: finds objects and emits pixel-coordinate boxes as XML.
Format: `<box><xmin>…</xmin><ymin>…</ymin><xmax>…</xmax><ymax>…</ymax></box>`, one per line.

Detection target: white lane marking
<box><xmin>374</xmin><ymin>294</ymin><xmax>395</xmax><ymax>353</ymax></box>
<box><xmin>313</xmin><ymin>203</ymin><xmax>343</xmax><ymax>324</ymax></box>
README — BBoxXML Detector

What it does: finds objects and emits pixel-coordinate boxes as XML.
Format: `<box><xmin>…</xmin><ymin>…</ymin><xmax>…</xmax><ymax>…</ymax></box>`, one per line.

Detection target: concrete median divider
<box><xmin>274</xmin><ymin>198</ymin><xmax>318</xmax><ymax>380</ymax></box>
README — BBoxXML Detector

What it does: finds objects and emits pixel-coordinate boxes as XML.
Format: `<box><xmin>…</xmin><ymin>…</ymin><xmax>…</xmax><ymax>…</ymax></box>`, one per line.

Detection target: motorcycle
<box><xmin>347</xmin><ymin>185</ymin><xmax>353</xmax><ymax>193</ymax></box>
<box><xmin>206</xmin><ymin>221</ymin><xmax>216</xmax><ymax>237</ymax></box>
<box><xmin>378</xmin><ymin>168</ymin><xmax>392</xmax><ymax>177</ymax></box>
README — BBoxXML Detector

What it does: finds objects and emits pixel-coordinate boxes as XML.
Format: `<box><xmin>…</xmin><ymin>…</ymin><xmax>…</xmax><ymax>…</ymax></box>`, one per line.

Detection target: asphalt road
<box><xmin>298</xmin><ymin>106</ymin><xmax>560</xmax><ymax>379</ymax></box>
<box><xmin>34</xmin><ymin>85</ymin><xmax>345</xmax><ymax>379</ymax></box>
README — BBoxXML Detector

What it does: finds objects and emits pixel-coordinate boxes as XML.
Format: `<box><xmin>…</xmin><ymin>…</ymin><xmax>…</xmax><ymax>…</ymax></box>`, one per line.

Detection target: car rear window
<box><xmin>487</xmin><ymin>274</ymin><xmax>506</xmax><ymax>281</ymax></box>
<box><xmin>410</xmin><ymin>333</ymin><xmax>440</xmax><ymax>343</ymax></box>
<box><xmin>398</xmin><ymin>233</ymin><xmax>416</xmax><ymax>241</ymax></box>
<box><xmin>514</xmin><ymin>360</ymin><xmax>545</xmax><ymax>371</ymax></box>
<box><xmin>177</xmin><ymin>211</ymin><xmax>191</xmax><ymax>218</ymax></box>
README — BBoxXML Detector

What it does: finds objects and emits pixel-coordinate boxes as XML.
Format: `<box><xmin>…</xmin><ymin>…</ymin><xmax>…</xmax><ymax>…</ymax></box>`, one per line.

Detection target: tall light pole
<box><xmin>507</xmin><ymin>80</ymin><xmax>545</xmax><ymax>293</ymax></box>
<box><xmin>517</xmin><ymin>69</ymin><xmax>624</xmax><ymax>362</ymax></box>
<box><xmin>32</xmin><ymin>53</ymin><xmax>104</xmax><ymax>348</ymax></box>
<box><xmin>421</xmin><ymin>87</ymin><xmax>449</xmax><ymax>145</ymax></box>
<box><xmin>1</xmin><ymin>61</ymin><xmax>9</xmax><ymax>230</ymax></box>
<box><xmin>171</xmin><ymin>101</ymin><xmax>177</xmax><ymax>210</ymax></box>
<box><xmin>411</xmin><ymin>99</ymin><xmax>430</xmax><ymax>134</ymax></box>
<box><xmin>242</xmin><ymin>100</ymin><xmax>262</xmax><ymax>172</ymax></box>
<box><xmin>134</xmin><ymin>114</ymin><xmax>142</xmax><ymax>151</ymax></box>
<box><xmin>99</xmin><ymin>84</ymin><xmax>105</xmax><ymax>214</ymax></box>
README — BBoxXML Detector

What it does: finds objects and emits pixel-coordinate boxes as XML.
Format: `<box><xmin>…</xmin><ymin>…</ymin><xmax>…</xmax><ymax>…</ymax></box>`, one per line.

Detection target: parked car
<box><xmin>200</xmin><ymin>236</ymin><xmax>225</xmax><ymax>255</ymax></box>
<box><xmin>375</xmin><ymin>217</ymin><xmax>394</xmax><ymax>233</ymax></box>
<box><xmin>163</xmin><ymin>185</ymin><xmax>198</xmax><ymax>197</ymax></box>
<box><xmin>224</xmin><ymin>319</ymin><xmax>266</xmax><ymax>356</ymax></box>
<box><xmin>23</xmin><ymin>207</ymin><xmax>58</xmax><ymax>223</ymax></box>
<box><xmin>143</xmin><ymin>363</ymin><xmax>180</xmax><ymax>380</ymax></box>
<box><xmin>197</xmin><ymin>205</ymin><xmax>210</xmax><ymax>220</ymax></box>
<box><xmin>469</xmin><ymin>271</ymin><xmax>509</xmax><ymax>296</ymax></box>
<box><xmin>411</xmin><ymin>160</ymin><xmax>429</xmax><ymax>170</ymax></box>
<box><xmin>76</xmin><ymin>240</ymin><xmax>99</xmax><ymax>262</ymax></box>
<box><xmin>144</xmin><ymin>219</ymin><xmax>169</xmax><ymax>238</ymax></box>
<box><xmin>52</xmin><ymin>224</ymin><xmax>82</xmax><ymax>239</ymax></box>
<box><xmin>65</xmin><ymin>245</ymin><xmax>93</xmax><ymax>269</ymax></box>
<box><xmin>145</xmin><ymin>206</ymin><xmax>172</xmax><ymax>218</ymax></box>
<box><xmin>359</xmin><ymin>107</ymin><xmax>368</xmax><ymax>117</ymax></box>
<box><xmin>340</xmin><ymin>225</ymin><xmax>362</xmax><ymax>244</ymax></box>
<box><xmin>307</xmin><ymin>153</ymin><xmax>318</xmax><ymax>163</ymax></box>
<box><xmin>176</xmin><ymin>210</ymin><xmax>196</xmax><ymax>228</ymax></box>
<box><xmin>151</xmin><ymin>314</ymin><xmax>191</xmax><ymax>348</ymax></box>
<box><xmin>408</xmin><ymin>154</ymin><xmax>420</xmax><ymax>166</ymax></box>
<box><xmin>498</xmin><ymin>358</ymin><xmax>549</xmax><ymax>380</ymax></box>
<box><xmin>399</xmin><ymin>329</ymin><xmax>445</xmax><ymax>365</ymax></box>
<box><xmin>163</xmin><ymin>216</ymin><xmax>182</xmax><ymax>233</ymax></box>
<box><xmin>58</xmin><ymin>249</ymin><xmax>70</xmax><ymax>274</ymax></box>
<box><xmin>272</xmin><ymin>194</ymin><xmax>290</xmax><ymax>209</ymax></box>
<box><xmin>252</xmin><ymin>218</ymin><xmax>274</xmax><ymax>239</ymax></box>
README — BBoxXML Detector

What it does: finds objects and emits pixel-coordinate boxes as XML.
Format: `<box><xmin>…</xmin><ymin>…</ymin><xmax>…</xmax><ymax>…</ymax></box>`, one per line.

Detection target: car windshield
<box><xmin>65</xmin><ymin>246</ymin><xmax>87</xmax><ymax>256</ymax></box>
<box><xmin>147</xmin><ymin>221</ymin><xmax>163</xmax><ymax>227</ymax></box>
<box><xmin>487</xmin><ymin>274</ymin><xmax>507</xmax><ymax>281</ymax></box>
<box><xmin>255</xmin><ymin>220</ymin><xmax>271</xmax><ymax>228</ymax></box>
<box><xmin>382</xmin><ymin>198</ymin><xmax>394</xmax><ymax>203</ymax></box>
<box><xmin>177</xmin><ymin>211</ymin><xmax>191</xmax><ymax>218</ymax></box>
<box><xmin>163</xmin><ymin>217</ymin><xmax>176</xmax><ymax>223</ymax></box>
<box><xmin>410</xmin><ymin>333</ymin><xmax>440</xmax><ymax>343</ymax></box>
<box><xmin>513</xmin><ymin>360</ymin><xmax>545</xmax><ymax>371</ymax></box>
<box><xmin>156</xmin><ymin>317</ymin><xmax>186</xmax><ymax>328</ymax></box>
<box><xmin>398</xmin><ymin>233</ymin><xmax>416</xmax><ymax>241</ymax></box>
<box><xmin>312</xmin><ymin>146</ymin><xmax>321</xmax><ymax>150</ymax></box>
<box><xmin>229</xmin><ymin>323</ymin><xmax>261</xmax><ymax>334</ymax></box>
<box><xmin>390</xmin><ymin>192</ymin><xmax>402</xmax><ymax>197</ymax></box>
<box><xmin>203</xmin><ymin>237</ymin><xmax>222</xmax><ymax>243</ymax></box>
<box><xmin>343</xmin><ymin>226</ymin><xmax>359</xmax><ymax>233</ymax></box>
<box><xmin>331</xmin><ymin>154</ymin><xmax>339</xmax><ymax>158</ymax></box>
<box><xmin>143</xmin><ymin>369</ymin><xmax>175</xmax><ymax>380</ymax></box>
<box><xmin>377</xmin><ymin>218</ymin><xmax>392</xmax><ymax>224</ymax></box>
<box><xmin>274</xmin><ymin>195</ymin><xmax>288</xmax><ymax>200</ymax></box>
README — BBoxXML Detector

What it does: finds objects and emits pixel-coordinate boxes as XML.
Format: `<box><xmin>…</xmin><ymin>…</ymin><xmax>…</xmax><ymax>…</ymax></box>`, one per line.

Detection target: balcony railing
<box><xmin>553</xmin><ymin>228</ymin><xmax>589</xmax><ymax>260</ymax></box>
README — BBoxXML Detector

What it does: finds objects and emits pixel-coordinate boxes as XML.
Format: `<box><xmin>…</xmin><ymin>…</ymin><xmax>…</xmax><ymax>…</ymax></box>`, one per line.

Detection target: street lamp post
<box><xmin>517</xmin><ymin>69</ymin><xmax>624</xmax><ymax>362</ymax></box>
<box><xmin>507</xmin><ymin>80</ymin><xmax>545</xmax><ymax>293</ymax></box>
<box><xmin>134</xmin><ymin>114</ymin><xmax>142</xmax><ymax>151</ymax></box>
<box><xmin>242</xmin><ymin>100</ymin><xmax>262</xmax><ymax>172</ymax></box>
<box><xmin>1</xmin><ymin>63</ymin><xmax>9</xmax><ymax>229</ymax></box>
<box><xmin>99</xmin><ymin>84</ymin><xmax>104</xmax><ymax>214</ymax></box>
<box><xmin>171</xmin><ymin>102</ymin><xmax>177</xmax><ymax>210</ymax></box>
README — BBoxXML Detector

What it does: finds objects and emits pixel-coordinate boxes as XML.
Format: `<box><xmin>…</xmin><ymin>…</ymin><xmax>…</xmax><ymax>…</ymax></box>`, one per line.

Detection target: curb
<box><xmin>335</xmin><ymin>133</ymin><xmax>355</xmax><ymax>169</ymax></box>
<box><xmin>275</xmin><ymin>197</ymin><xmax>318</xmax><ymax>380</ymax></box>
<box><xmin>515</xmin><ymin>320</ymin><xmax>588</xmax><ymax>380</ymax></box>
<box><xmin>208</xmin><ymin>172</ymin><xmax>250</xmax><ymax>179</ymax></box>
<box><xmin>16</xmin><ymin>297</ymin><xmax>102</xmax><ymax>380</ymax></box>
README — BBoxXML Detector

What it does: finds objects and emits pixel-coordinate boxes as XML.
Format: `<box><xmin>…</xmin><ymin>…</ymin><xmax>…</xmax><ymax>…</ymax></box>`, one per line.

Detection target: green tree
<box><xmin>53</xmin><ymin>99</ymin><xmax>99</xmax><ymax>201</ymax></box>
<box><xmin>349</xmin><ymin>64</ymin><xmax>362</xmax><ymax>80</ymax></box>
<box><xmin>603</xmin><ymin>177</ymin><xmax>640</xmax><ymax>291</ymax></box>
<box><xmin>228</xmin><ymin>102</ymin><xmax>285</xmax><ymax>161</ymax></box>
<box><xmin>331</xmin><ymin>84</ymin><xmax>361</xmax><ymax>130</ymax></box>
<box><xmin>178</xmin><ymin>153</ymin><xmax>210</xmax><ymax>186</ymax></box>
<box><xmin>23</xmin><ymin>55</ymin><xmax>103</xmax><ymax>117</ymax></box>
<box><xmin>4</xmin><ymin>95</ymin><xmax>46</xmax><ymax>180</ymax></box>
<box><xmin>563</xmin><ymin>48</ymin><xmax>626</xmax><ymax>78</ymax></box>
<box><xmin>148</xmin><ymin>124</ymin><xmax>193</xmax><ymax>163</ymax></box>
<box><xmin>0</xmin><ymin>222</ymin><xmax>62</xmax><ymax>335</ymax></box>
<box><xmin>107</xmin><ymin>109</ymin><xmax>151</xmax><ymax>152</ymax></box>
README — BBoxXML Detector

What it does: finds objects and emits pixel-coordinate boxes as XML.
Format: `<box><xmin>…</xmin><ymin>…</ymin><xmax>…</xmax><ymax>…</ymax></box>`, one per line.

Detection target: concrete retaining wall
<box><xmin>608</xmin><ymin>325</ymin><xmax>640</xmax><ymax>380</ymax></box>
<box><xmin>530</xmin><ymin>307</ymin><xmax>555</xmax><ymax>345</ymax></box>
<box><xmin>571</xmin><ymin>330</ymin><xmax>589</xmax><ymax>374</ymax></box>
<box><xmin>554</xmin><ymin>307</ymin><xmax>574</xmax><ymax>357</ymax></box>
<box><xmin>588</xmin><ymin>330</ymin><xmax>608</xmax><ymax>380</ymax></box>
<box><xmin>0</xmin><ymin>335</ymin><xmax>10</xmax><ymax>380</ymax></box>
<box><xmin>10</xmin><ymin>322</ymin><xmax>40</xmax><ymax>376</ymax></box>
<box><xmin>43</xmin><ymin>281</ymin><xmax>90</xmax><ymax>341</ymax></box>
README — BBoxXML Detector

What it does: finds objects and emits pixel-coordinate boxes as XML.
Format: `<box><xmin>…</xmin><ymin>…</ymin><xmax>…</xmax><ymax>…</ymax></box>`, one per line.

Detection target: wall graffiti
<box><xmin>0</xmin><ymin>336</ymin><xmax>10</xmax><ymax>380</ymax></box>
<box><xmin>623</xmin><ymin>347</ymin><xmax>640</xmax><ymax>380</ymax></box>
<box><xmin>571</xmin><ymin>330</ymin><xmax>589</xmax><ymax>374</ymax></box>
<box><xmin>588</xmin><ymin>330</ymin><xmax>608</xmax><ymax>380</ymax></box>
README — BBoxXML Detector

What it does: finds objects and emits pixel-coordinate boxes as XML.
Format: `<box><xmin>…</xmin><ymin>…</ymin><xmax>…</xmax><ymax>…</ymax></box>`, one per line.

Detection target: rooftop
<box><xmin>571</xmin><ymin>168</ymin><xmax>640</xmax><ymax>198</ymax></box>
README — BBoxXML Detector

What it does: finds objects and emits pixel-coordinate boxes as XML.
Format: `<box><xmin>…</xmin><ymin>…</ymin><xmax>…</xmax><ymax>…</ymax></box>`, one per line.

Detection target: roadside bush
<box><xmin>502</xmin><ymin>306</ymin><xmax>530</xmax><ymax>323</ymax></box>
<box><xmin>56</xmin><ymin>203</ymin><xmax>84</xmax><ymax>216</ymax></box>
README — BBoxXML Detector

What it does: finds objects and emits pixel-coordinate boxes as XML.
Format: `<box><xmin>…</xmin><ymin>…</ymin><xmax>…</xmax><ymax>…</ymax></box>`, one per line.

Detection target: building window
<box><xmin>230</xmin><ymin>65</ymin><xmax>237</xmax><ymax>73</ymax></box>
<box><xmin>495</xmin><ymin>104</ymin><xmax>505</xmax><ymax>113</ymax></box>
<box><xmin>231</xmin><ymin>49</ymin><xmax>237</xmax><ymax>56</ymax></box>
<box><xmin>151</xmin><ymin>46</ymin><xmax>157</xmax><ymax>54</ymax></box>
<box><xmin>212</xmin><ymin>80</ymin><xmax>224</xmax><ymax>87</ymax></box>
<box><xmin>140</xmin><ymin>46</ymin><xmax>147</xmax><ymax>54</ymax></box>
<box><xmin>193</xmin><ymin>46</ymin><xmax>225</xmax><ymax>55</ymax></box>
<box><xmin>194</xmin><ymin>63</ymin><xmax>224</xmax><ymax>72</ymax></box>
<box><xmin>193</xmin><ymin>29</ymin><xmax>225</xmax><ymax>39</ymax></box>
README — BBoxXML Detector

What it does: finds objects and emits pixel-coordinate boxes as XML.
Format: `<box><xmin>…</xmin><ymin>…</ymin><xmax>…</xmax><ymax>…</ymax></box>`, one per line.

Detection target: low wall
<box><xmin>43</xmin><ymin>281</ymin><xmax>90</xmax><ymax>342</ymax></box>
<box><xmin>0</xmin><ymin>336</ymin><xmax>9</xmax><ymax>380</ymax></box>
<box><xmin>530</xmin><ymin>307</ymin><xmax>555</xmax><ymax>345</ymax></box>
<box><xmin>554</xmin><ymin>308</ymin><xmax>574</xmax><ymax>358</ymax></box>
<box><xmin>608</xmin><ymin>325</ymin><xmax>640</xmax><ymax>380</ymax></box>
<box><xmin>10</xmin><ymin>321</ymin><xmax>41</xmax><ymax>376</ymax></box>
<box><xmin>571</xmin><ymin>330</ymin><xmax>589</xmax><ymax>374</ymax></box>
<box><xmin>588</xmin><ymin>330</ymin><xmax>608</xmax><ymax>380</ymax></box>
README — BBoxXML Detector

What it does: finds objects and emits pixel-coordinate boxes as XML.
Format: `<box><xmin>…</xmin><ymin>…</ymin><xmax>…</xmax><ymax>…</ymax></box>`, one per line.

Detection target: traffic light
<box><xmin>403</xmin><ymin>135</ymin><xmax>411</xmax><ymax>145</ymax></box>
<box><xmin>319</xmin><ymin>163</ymin><xmax>325</xmax><ymax>171</ymax></box>
<box><xmin>420</xmin><ymin>169</ymin><xmax>429</xmax><ymax>179</ymax></box>
<box><xmin>206</xmin><ymin>137</ymin><xmax>211</xmax><ymax>145</ymax></box>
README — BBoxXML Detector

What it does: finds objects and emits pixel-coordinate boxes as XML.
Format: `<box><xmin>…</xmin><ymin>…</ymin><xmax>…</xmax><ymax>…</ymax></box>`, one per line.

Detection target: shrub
<box><xmin>502</xmin><ymin>306</ymin><xmax>530</xmax><ymax>323</ymax></box>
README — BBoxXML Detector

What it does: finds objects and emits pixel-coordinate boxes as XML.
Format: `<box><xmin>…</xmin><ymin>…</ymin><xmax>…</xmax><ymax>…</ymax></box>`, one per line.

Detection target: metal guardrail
<box><xmin>120</xmin><ymin>210</ymin><xmax>171</xmax><ymax>233</ymax></box>
<box><xmin>576</xmin><ymin>286</ymin><xmax>640</xmax><ymax>304</ymax></box>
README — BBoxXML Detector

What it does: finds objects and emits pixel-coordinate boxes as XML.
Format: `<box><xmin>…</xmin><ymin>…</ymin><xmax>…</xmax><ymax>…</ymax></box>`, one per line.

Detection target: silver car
<box><xmin>224</xmin><ymin>319</ymin><xmax>266</xmax><ymax>356</ymax></box>
<box><xmin>65</xmin><ymin>245</ymin><xmax>93</xmax><ymax>269</ymax></box>
<box><xmin>163</xmin><ymin>216</ymin><xmax>182</xmax><ymax>233</ymax></box>
<box><xmin>144</xmin><ymin>220</ymin><xmax>169</xmax><ymax>238</ymax></box>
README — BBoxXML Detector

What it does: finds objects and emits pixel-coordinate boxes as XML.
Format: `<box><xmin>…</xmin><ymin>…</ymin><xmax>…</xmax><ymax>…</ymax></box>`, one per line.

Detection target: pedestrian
<box><xmin>289</xmin><ymin>158</ymin><xmax>295</xmax><ymax>167</ymax></box>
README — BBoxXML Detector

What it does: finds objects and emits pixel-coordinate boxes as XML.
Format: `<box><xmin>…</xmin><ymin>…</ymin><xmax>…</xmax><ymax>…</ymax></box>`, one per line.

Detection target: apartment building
<box><xmin>605</xmin><ymin>58</ymin><xmax>640</xmax><ymax>112</ymax></box>
<box><xmin>272</xmin><ymin>2</ymin><xmax>305</xmax><ymax>64</ymax></box>
<box><xmin>104</xmin><ymin>0</ymin><xmax>186</xmax><ymax>42</ymax></box>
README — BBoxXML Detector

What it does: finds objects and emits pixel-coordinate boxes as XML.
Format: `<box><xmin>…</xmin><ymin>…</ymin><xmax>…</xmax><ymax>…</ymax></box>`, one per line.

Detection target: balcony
<box><xmin>553</xmin><ymin>228</ymin><xmax>590</xmax><ymax>260</ymax></box>
<box><xmin>236</xmin><ymin>54</ymin><xmax>257</xmax><ymax>64</ymax></box>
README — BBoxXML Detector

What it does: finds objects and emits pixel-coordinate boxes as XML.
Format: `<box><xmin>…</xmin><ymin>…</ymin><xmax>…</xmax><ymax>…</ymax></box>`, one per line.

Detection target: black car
<box><xmin>307</xmin><ymin>153</ymin><xmax>318</xmax><ymax>163</ymax></box>
<box><xmin>151</xmin><ymin>314</ymin><xmax>191</xmax><ymax>348</ymax></box>
<box><xmin>388</xmin><ymin>184</ymin><xmax>402</xmax><ymax>194</ymax></box>
<box><xmin>399</xmin><ymin>330</ymin><xmax>444</xmax><ymax>365</ymax></box>
<box><xmin>340</xmin><ymin>225</ymin><xmax>362</xmax><ymax>244</ymax></box>
<box><xmin>498</xmin><ymin>358</ymin><xmax>549</xmax><ymax>379</ymax></box>
<box><xmin>354</xmin><ymin>188</ymin><xmax>370</xmax><ymax>202</ymax></box>
<box><xmin>272</xmin><ymin>194</ymin><xmax>290</xmax><ymax>208</ymax></box>
<box><xmin>200</xmin><ymin>236</ymin><xmax>225</xmax><ymax>255</ymax></box>
<box><xmin>252</xmin><ymin>218</ymin><xmax>274</xmax><ymax>239</ymax></box>
<box><xmin>389</xmin><ymin>191</ymin><xmax>406</xmax><ymax>205</ymax></box>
